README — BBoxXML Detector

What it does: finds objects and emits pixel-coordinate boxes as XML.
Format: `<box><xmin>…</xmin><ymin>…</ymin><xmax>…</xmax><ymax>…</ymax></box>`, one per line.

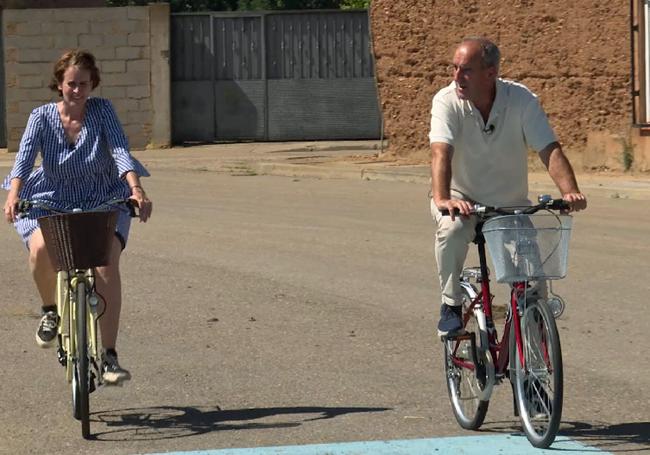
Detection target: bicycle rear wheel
<box><xmin>443</xmin><ymin>290</ymin><xmax>489</xmax><ymax>430</ymax></box>
<box><xmin>71</xmin><ymin>280</ymin><xmax>91</xmax><ymax>439</ymax></box>
<box><xmin>511</xmin><ymin>300</ymin><xmax>563</xmax><ymax>448</ymax></box>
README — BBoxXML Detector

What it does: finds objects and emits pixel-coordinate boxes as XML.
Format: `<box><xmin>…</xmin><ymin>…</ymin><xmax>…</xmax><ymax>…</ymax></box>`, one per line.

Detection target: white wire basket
<box><xmin>482</xmin><ymin>214</ymin><xmax>573</xmax><ymax>283</ymax></box>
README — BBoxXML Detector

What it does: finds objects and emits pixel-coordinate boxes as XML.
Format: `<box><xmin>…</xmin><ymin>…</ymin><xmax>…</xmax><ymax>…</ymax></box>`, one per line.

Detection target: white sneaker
<box><xmin>35</xmin><ymin>310</ymin><xmax>58</xmax><ymax>348</ymax></box>
<box><xmin>101</xmin><ymin>350</ymin><xmax>131</xmax><ymax>385</ymax></box>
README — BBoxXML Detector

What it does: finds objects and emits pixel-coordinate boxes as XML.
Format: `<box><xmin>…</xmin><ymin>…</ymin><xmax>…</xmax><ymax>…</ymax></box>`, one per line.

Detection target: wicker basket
<box><xmin>38</xmin><ymin>211</ymin><xmax>118</xmax><ymax>271</ymax></box>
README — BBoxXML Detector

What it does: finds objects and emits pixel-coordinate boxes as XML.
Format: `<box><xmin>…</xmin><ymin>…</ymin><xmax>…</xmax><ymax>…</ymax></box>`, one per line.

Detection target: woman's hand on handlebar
<box><xmin>129</xmin><ymin>186</ymin><xmax>153</xmax><ymax>222</ymax></box>
<box><xmin>562</xmin><ymin>192</ymin><xmax>587</xmax><ymax>212</ymax></box>
<box><xmin>437</xmin><ymin>198</ymin><xmax>474</xmax><ymax>221</ymax></box>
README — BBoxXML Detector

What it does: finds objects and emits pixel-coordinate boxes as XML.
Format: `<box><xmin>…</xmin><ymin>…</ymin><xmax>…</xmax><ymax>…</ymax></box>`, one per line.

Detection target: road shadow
<box><xmin>559</xmin><ymin>421</ymin><xmax>650</xmax><ymax>452</ymax></box>
<box><xmin>90</xmin><ymin>405</ymin><xmax>391</xmax><ymax>441</ymax></box>
<box><xmin>480</xmin><ymin>420</ymin><xmax>650</xmax><ymax>452</ymax></box>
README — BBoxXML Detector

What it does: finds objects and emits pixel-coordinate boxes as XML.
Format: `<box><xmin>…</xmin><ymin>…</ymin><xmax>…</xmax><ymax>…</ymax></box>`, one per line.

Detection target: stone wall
<box><xmin>369</xmin><ymin>0</ymin><xmax>641</xmax><ymax>170</ymax></box>
<box><xmin>3</xmin><ymin>3</ymin><xmax>170</xmax><ymax>152</ymax></box>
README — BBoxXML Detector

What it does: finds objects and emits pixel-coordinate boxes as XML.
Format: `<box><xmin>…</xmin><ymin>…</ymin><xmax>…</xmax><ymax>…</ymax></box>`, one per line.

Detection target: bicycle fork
<box><xmin>56</xmin><ymin>271</ymin><xmax>101</xmax><ymax>388</ymax></box>
<box><xmin>55</xmin><ymin>271</ymin><xmax>72</xmax><ymax>376</ymax></box>
<box><xmin>508</xmin><ymin>283</ymin><xmax>528</xmax><ymax>417</ymax></box>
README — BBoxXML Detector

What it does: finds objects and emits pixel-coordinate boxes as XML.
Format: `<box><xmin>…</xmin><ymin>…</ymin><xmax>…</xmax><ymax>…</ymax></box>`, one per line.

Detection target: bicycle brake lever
<box><xmin>126</xmin><ymin>199</ymin><xmax>139</xmax><ymax>218</ymax></box>
<box><xmin>15</xmin><ymin>200</ymin><xmax>31</xmax><ymax>219</ymax></box>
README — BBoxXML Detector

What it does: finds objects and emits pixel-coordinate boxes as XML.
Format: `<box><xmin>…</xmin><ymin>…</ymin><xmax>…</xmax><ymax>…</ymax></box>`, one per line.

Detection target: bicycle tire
<box><xmin>443</xmin><ymin>289</ymin><xmax>489</xmax><ymax>430</ymax></box>
<box><xmin>73</xmin><ymin>280</ymin><xmax>91</xmax><ymax>439</ymax></box>
<box><xmin>511</xmin><ymin>300</ymin><xmax>563</xmax><ymax>448</ymax></box>
<box><xmin>71</xmin><ymin>282</ymin><xmax>81</xmax><ymax>420</ymax></box>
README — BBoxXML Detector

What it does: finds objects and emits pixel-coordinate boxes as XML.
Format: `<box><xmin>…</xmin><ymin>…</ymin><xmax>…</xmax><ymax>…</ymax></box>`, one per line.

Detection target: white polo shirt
<box><xmin>429</xmin><ymin>78</ymin><xmax>557</xmax><ymax>207</ymax></box>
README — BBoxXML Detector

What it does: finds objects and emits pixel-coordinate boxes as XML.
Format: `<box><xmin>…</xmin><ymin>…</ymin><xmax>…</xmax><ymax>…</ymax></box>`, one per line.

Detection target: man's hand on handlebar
<box><xmin>437</xmin><ymin>198</ymin><xmax>474</xmax><ymax>221</ymax></box>
<box><xmin>561</xmin><ymin>192</ymin><xmax>587</xmax><ymax>213</ymax></box>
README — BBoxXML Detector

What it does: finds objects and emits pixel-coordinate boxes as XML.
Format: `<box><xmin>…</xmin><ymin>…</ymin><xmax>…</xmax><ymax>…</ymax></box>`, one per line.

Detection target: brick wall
<box><xmin>3</xmin><ymin>3</ymin><xmax>170</xmax><ymax>152</ymax></box>
<box><xmin>370</xmin><ymin>0</ymin><xmax>636</xmax><ymax>170</ymax></box>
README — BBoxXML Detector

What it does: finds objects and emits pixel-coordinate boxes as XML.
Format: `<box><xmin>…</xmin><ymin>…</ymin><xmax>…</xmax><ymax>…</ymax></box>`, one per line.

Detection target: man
<box><xmin>429</xmin><ymin>37</ymin><xmax>587</xmax><ymax>337</ymax></box>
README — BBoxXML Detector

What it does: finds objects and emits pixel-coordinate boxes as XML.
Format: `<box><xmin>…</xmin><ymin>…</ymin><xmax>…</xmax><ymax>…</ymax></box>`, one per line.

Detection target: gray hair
<box><xmin>462</xmin><ymin>37</ymin><xmax>500</xmax><ymax>71</ymax></box>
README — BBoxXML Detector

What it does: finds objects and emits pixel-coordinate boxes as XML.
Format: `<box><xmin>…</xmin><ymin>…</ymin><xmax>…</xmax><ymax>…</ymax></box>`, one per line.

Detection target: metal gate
<box><xmin>171</xmin><ymin>11</ymin><xmax>381</xmax><ymax>143</ymax></box>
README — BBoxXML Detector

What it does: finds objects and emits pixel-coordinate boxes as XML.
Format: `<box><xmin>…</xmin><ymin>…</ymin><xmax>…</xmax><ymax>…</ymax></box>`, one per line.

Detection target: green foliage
<box><xmin>340</xmin><ymin>0</ymin><xmax>370</xmax><ymax>9</ymax></box>
<box><xmin>106</xmin><ymin>0</ymin><xmax>237</xmax><ymax>11</ymax></box>
<box><xmin>620</xmin><ymin>136</ymin><xmax>634</xmax><ymax>171</ymax></box>
<box><xmin>106</xmin><ymin>0</ymin><xmax>370</xmax><ymax>11</ymax></box>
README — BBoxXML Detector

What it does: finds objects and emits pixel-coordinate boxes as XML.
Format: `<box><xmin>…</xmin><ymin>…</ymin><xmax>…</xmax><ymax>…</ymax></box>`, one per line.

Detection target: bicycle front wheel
<box><xmin>71</xmin><ymin>280</ymin><xmax>91</xmax><ymax>439</ymax></box>
<box><xmin>512</xmin><ymin>300</ymin><xmax>563</xmax><ymax>448</ymax></box>
<box><xmin>443</xmin><ymin>290</ymin><xmax>489</xmax><ymax>430</ymax></box>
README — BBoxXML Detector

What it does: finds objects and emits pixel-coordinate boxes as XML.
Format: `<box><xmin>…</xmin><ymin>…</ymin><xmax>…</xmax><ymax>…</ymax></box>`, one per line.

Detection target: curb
<box><xmin>3</xmin><ymin>148</ymin><xmax>650</xmax><ymax>200</ymax></box>
<box><xmin>252</xmin><ymin>162</ymin><xmax>650</xmax><ymax>200</ymax></box>
<box><xmin>252</xmin><ymin>162</ymin><xmax>431</xmax><ymax>184</ymax></box>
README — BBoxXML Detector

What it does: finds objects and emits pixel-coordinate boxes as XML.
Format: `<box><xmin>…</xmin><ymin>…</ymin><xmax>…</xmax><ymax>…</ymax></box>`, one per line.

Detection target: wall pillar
<box><xmin>149</xmin><ymin>2</ymin><xmax>171</xmax><ymax>149</ymax></box>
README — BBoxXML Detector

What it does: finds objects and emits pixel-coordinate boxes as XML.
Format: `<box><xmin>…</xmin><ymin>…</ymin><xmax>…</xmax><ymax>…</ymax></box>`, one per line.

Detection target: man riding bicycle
<box><xmin>429</xmin><ymin>37</ymin><xmax>587</xmax><ymax>337</ymax></box>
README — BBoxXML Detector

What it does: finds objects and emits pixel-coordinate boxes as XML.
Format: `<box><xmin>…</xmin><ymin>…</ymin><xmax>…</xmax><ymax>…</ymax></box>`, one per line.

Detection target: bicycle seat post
<box><xmin>473</xmin><ymin>219</ymin><xmax>495</xmax><ymax>326</ymax></box>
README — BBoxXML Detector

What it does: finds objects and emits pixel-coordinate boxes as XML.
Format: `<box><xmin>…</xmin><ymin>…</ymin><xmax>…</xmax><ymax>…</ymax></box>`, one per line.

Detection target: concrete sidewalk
<box><xmin>2</xmin><ymin>140</ymin><xmax>650</xmax><ymax>200</ymax></box>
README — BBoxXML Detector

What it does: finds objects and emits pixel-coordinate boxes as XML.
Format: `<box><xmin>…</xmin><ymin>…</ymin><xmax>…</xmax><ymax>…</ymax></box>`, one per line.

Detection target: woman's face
<box><xmin>58</xmin><ymin>65</ymin><xmax>93</xmax><ymax>106</ymax></box>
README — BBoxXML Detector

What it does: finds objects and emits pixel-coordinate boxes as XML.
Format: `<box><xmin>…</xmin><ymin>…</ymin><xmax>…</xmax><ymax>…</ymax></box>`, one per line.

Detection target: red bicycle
<box><xmin>441</xmin><ymin>195</ymin><xmax>572</xmax><ymax>448</ymax></box>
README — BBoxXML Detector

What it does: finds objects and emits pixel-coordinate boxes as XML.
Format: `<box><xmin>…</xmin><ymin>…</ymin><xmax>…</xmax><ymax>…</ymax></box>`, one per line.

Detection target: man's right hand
<box><xmin>436</xmin><ymin>198</ymin><xmax>474</xmax><ymax>221</ymax></box>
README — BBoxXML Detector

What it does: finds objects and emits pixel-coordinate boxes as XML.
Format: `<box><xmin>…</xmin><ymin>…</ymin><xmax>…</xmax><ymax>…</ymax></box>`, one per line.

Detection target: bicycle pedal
<box><xmin>57</xmin><ymin>348</ymin><xmax>67</xmax><ymax>367</ymax></box>
<box><xmin>89</xmin><ymin>372</ymin><xmax>97</xmax><ymax>393</ymax></box>
<box><xmin>440</xmin><ymin>329</ymin><xmax>469</xmax><ymax>341</ymax></box>
<box><xmin>105</xmin><ymin>382</ymin><xmax>124</xmax><ymax>388</ymax></box>
<box><xmin>102</xmin><ymin>379</ymin><xmax>125</xmax><ymax>387</ymax></box>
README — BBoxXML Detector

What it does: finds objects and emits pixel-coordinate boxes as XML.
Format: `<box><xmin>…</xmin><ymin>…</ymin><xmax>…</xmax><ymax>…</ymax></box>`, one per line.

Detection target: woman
<box><xmin>2</xmin><ymin>49</ymin><xmax>153</xmax><ymax>385</ymax></box>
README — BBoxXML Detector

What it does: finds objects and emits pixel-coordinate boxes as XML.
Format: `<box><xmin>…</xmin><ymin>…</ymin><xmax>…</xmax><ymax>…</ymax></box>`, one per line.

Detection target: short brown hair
<box><xmin>48</xmin><ymin>49</ymin><xmax>101</xmax><ymax>96</ymax></box>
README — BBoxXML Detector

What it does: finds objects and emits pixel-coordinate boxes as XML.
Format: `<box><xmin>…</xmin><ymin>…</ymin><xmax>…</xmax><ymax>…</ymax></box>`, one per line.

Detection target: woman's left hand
<box><xmin>3</xmin><ymin>193</ymin><xmax>19</xmax><ymax>223</ymax></box>
<box><xmin>129</xmin><ymin>186</ymin><xmax>152</xmax><ymax>222</ymax></box>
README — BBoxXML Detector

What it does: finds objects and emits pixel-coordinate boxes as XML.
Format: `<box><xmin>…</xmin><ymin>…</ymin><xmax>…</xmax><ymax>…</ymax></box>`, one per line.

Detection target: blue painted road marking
<box><xmin>148</xmin><ymin>435</ymin><xmax>611</xmax><ymax>454</ymax></box>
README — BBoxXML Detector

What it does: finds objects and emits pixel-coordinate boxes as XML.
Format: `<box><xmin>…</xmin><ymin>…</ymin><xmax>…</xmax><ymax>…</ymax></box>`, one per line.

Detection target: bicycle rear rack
<box><xmin>461</xmin><ymin>267</ymin><xmax>483</xmax><ymax>282</ymax></box>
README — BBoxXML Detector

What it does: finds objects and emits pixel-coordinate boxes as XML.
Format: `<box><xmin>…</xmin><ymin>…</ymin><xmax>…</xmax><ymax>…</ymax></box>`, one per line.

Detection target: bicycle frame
<box><xmin>449</xmin><ymin>221</ymin><xmax>528</xmax><ymax>400</ymax></box>
<box><xmin>57</xmin><ymin>270</ymin><xmax>101</xmax><ymax>384</ymax></box>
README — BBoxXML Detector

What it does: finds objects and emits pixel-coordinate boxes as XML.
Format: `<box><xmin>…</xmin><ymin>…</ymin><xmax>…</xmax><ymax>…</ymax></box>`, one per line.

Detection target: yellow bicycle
<box><xmin>18</xmin><ymin>198</ymin><xmax>135</xmax><ymax>439</ymax></box>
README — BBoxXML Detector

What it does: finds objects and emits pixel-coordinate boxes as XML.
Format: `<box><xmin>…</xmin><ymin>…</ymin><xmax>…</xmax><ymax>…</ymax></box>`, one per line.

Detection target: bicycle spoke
<box><xmin>443</xmin><ymin>294</ymin><xmax>490</xmax><ymax>430</ymax></box>
<box><xmin>513</xmin><ymin>301</ymin><xmax>563</xmax><ymax>448</ymax></box>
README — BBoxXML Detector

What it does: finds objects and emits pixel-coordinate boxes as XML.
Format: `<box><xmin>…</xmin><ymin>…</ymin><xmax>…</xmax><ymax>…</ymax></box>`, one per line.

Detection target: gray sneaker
<box><xmin>36</xmin><ymin>310</ymin><xmax>58</xmax><ymax>348</ymax></box>
<box><xmin>102</xmin><ymin>350</ymin><xmax>131</xmax><ymax>385</ymax></box>
<box><xmin>437</xmin><ymin>304</ymin><xmax>464</xmax><ymax>339</ymax></box>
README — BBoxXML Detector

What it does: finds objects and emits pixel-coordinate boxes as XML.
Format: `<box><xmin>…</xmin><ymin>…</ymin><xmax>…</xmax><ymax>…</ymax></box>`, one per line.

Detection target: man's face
<box><xmin>451</xmin><ymin>43</ymin><xmax>496</xmax><ymax>103</ymax></box>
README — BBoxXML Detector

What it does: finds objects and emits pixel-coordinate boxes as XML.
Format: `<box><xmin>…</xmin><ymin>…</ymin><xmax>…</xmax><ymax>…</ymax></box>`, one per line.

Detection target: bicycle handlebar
<box><xmin>439</xmin><ymin>195</ymin><xmax>569</xmax><ymax>217</ymax></box>
<box><xmin>17</xmin><ymin>198</ymin><xmax>138</xmax><ymax>218</ymax></box>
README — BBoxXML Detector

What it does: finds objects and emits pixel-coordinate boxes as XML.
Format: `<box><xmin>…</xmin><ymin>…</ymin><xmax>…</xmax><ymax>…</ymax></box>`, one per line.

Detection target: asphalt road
<box><xmin>1</xmin><ymin>168</ymin><xmax>649</xmax><ymax>454</ymax></box>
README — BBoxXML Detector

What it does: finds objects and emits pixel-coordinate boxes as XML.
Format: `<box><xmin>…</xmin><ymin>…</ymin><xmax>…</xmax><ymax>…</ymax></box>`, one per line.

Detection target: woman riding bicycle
<box><xmin>2</xmin><ymin>49</ymin><xmax>153</xmax><ymax>385</ymax></box>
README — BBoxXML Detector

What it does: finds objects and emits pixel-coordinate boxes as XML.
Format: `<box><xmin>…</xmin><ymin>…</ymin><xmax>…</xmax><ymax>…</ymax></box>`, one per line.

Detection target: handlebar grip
<box><xmin>549</xmin><ymin>199</ymin><xmax>570</xmax><ymax>210</ymax></box>
<box><xmin>17</xmin><ymin>200</ymin><xmax>32</xmax><ymax>213</ymax></box>
<box><xmin>439</xmin><ymin>208</ymin><xmax>461</xmax><ymax>216</ymax></box>
<box><xmin>125</xmin><ymin>199</ymin><xmax>138</xmax><ymax>218</ymax></box>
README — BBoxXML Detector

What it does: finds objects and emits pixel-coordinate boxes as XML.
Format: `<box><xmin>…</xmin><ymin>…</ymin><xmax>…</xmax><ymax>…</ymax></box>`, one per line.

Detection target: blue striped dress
<box><xmin>2</xmin><ymin>97</ymin><xmax>149</xmax><ymax>247</ymax></box>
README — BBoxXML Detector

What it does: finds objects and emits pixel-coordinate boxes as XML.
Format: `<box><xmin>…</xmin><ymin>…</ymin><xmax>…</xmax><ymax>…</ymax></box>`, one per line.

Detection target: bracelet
<box><xmin>130</xmin><ymin>185</ymin><xmax>145</xmax><ymax>192</ymax></box>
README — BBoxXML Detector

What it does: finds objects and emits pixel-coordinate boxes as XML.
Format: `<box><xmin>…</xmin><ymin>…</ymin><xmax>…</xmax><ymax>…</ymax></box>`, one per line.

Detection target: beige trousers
<box><xmin>430</xmin><ymin>198</ymin><xmax>547</xmax><ymax>306</ymax></box>
<box><xmin>430</xmin><ymin>198</ymin><xmax>478</xmax><ymax>307</ymax></box>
